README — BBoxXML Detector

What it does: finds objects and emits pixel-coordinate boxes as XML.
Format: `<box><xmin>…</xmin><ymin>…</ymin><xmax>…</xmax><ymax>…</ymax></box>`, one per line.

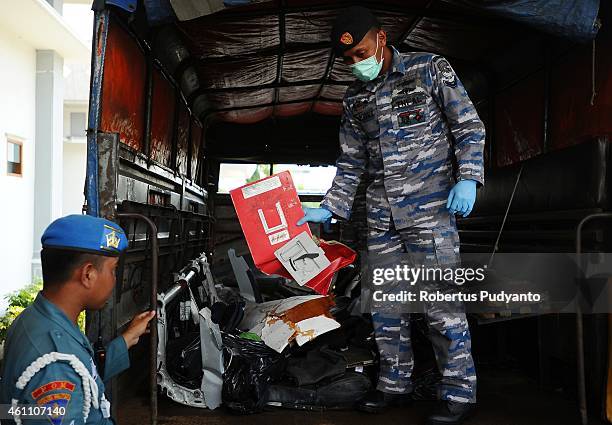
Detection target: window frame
<box><xmin>70</xmin><ymin>111</ymin><xmax>87</xmax><ymax>138</ymax></box>
<box><xmin>6</xmin><ymin>136</ymin><xmax>23</xmax><ymax>177</ymax></box>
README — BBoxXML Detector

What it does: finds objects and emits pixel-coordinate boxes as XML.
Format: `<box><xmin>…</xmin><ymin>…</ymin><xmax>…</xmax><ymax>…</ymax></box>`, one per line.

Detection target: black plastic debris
<box><xmin>221</xmin><ymin>332</ymin><xmax>286</xmax><ymax>414</ymax></box>
<box><xmin>285</xmin><ymin>346</ymin><xmax>347</xmax><ymax>386</ymax></box>
<box><xmin>264</xmin><ymin>372</ymin><xmax>372</xmax><ymax>411</ymax></box>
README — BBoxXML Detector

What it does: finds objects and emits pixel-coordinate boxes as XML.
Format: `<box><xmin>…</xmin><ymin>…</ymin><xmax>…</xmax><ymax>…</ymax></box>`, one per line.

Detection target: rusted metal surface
<box><xmin>86</xmin><ymin>132</ymin><xmax>120</xmax><ymax>416</ymax></box>
<box><xmin>494</xmin><ymin>71</ymin><xmax>545</xmax><ymax>167</ymax></box>
<box><xmin>190</xmin><ymin>119</ymin><xmax>203</xmax><ymax>181</ymax></box>
<box><xmin>176</xmin><ymin>100</ymin><xmax>190</xmax><ymax>176</ymax></box>
<box><xmin>97</xmin><ymin>132</ymin><xmax>120</xmax><ymax>219</ymax></box>
<box><xmin>549</xmin><ymin>23</ymin><xmax>612</xmax><ymax>151</ymax></box>
<box><xmin>100</xmin><ymin>18</ymin><xmax>146</xmax><ymax>151</ymax></box>
<box><xmin>86</xmin><ymin>9</ymin><xmax>110</xmax><ymax>217</ymax></box>
<box><xmin>150</xmin><ymin>67</ymin><xmax>176</xmax><ymax>168</ymax></box>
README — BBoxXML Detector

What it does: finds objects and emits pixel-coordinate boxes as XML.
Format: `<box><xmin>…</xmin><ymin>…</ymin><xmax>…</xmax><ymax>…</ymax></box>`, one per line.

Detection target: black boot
<box><xmin>427</xmin><ymin>401</ymin><xmax>475</xmax><ymax>424</ymax></box>
<box><xmin>357</xmin><ymin>390</ymin><xmax>411</xmax><ymax>413</ymax></box>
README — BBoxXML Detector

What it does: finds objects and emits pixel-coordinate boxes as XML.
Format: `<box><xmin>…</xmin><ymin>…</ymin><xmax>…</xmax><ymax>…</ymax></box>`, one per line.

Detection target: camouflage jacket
<box><xmin>321</xmin><ymin>46</ymin><xmax>485</xmax><ymax>231</ymax></box>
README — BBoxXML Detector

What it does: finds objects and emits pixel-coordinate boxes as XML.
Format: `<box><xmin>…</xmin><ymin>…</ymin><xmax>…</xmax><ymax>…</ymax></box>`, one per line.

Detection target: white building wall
<box><xmin>0</xmin><ymin>27</ymin><xmax>37</xmax><ymax>304</ymax></box>
<box><xmin>62</xmin><ymin>61</ymin><xmax>90</xmax><ymax>216</ymax></box>
<box><xmin>62</xmin><ymin>142</ymin><xmax>87</xmax><ymax>215</ymax></box>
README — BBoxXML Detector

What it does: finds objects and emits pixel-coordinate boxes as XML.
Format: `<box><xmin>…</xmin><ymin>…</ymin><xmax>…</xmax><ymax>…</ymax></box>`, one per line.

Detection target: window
<box><xmin>218</xmin><ymin>163</ymin><xmax>271</xmax><ymax>193</ymax></box>
<box><xmin>70</xmin><ymin>112</ymin><xmax>87</xmax><ymax>138</ymax></box>
<box><xmin>7</xmin><ymin>139</ymin><xmax>23</xmax><ymax>176</ymax></box>
<box><xmin>272</xmin><ymin>164</ymin><xmax>336</xmax><ymax>195</ymax></box>
<box><xmin>217</xmin><ymin>163</ymin><xmax>336</xmax><ymax>196</ymax></box>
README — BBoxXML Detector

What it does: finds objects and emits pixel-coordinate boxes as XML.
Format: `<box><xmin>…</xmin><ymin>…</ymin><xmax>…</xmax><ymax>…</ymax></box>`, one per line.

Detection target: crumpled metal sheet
<box><xmin>239</xmin><ymin>295</ymin><xmax>340</xmax><ymax>353</ymax></box>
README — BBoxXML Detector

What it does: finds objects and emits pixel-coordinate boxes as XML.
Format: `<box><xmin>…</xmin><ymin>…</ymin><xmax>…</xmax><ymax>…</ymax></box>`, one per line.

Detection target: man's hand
<box><xmin>122</xmin><ymin>310</ymin><xmax>156</xmax><ymax>349</ymax></box>
<box><xmin>447</xmin><ymin>179</ymin><xmax>477</xmax><ymax>217</ymax></box>
<box><xmin>297</xmin><ymin>207</ymin><xmax>332</xmax><ymax>225</ymax></box>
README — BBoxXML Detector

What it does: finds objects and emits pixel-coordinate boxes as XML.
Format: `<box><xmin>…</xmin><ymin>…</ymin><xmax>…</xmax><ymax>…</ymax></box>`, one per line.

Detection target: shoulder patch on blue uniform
<box><xmin>433</xmin><ymin>57</ymin><xmax>457</xmax><ymax>88</ymax></box>
<box><xmin>37</xmin><ymin>393</ymin><xmax>72</xmax><ymax>425</ymax></box>
<box><xmin>32</xmin><ymin>381</ymin><xmax>75</xmax><ymax>425</ymax></box>
<box><xmin>31</xmin><ymin>381</ymin><xmax>76</xmax><ymax>399</ymax></box>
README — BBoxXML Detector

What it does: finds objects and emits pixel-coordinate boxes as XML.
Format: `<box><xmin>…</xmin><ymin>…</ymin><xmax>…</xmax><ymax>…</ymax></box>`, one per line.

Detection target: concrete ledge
<box><xmin>0</xmin><ymin>0</ymin><xmax>90</xmax><ymax>61</ymax></box>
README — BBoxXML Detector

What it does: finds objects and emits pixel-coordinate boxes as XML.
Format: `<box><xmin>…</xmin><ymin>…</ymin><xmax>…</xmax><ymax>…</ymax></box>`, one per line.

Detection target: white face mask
<box><xmin>350</xmin><ymin>35</ymin><xmax>384</xmax><ymax>82</ymax></box>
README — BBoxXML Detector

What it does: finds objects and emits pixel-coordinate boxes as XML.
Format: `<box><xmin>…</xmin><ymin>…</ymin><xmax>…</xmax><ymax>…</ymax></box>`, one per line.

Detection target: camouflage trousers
<box><xmin>367</xmin><ymin>221</ymin><xmax>477</xmax><ymax>403</ymax></box>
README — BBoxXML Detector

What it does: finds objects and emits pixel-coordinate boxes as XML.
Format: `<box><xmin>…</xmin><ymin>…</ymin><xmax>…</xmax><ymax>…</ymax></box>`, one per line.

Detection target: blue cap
<box><xmin>41</xmin><ymin>214</ymin><xmax>129</xmax><ymax>256</ymax></box>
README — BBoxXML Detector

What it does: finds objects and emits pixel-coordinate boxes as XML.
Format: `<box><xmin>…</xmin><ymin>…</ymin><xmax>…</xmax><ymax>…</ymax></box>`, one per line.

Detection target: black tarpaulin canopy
<box><xmin>116</xmin><ymin>0</ymin><xmax>600</xmax><ymax>161</ymax></box>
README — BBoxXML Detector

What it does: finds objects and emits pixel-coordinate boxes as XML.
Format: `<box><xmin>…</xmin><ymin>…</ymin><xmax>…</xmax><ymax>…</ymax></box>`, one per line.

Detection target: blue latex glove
<box><xmin>446</xmin><ymin>179</ymin><xmax>477</xmax><ymax>217</ymax></box>
<box><xmin>296</xmin><ymin>207</ymin><xmax>332</xmax><ymax>227</ymax></box>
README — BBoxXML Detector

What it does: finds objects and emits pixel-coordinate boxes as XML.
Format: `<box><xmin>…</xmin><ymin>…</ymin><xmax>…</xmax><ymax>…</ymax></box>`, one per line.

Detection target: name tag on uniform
<box><xmin>398</xmin><ymin>108</ymin><xmax>426</xmax><ymax>127</ymax></box>
<box><xmin>392</xmin><ymin>92</ymin><xmax>427</xmax><ymax>110</ymax></box>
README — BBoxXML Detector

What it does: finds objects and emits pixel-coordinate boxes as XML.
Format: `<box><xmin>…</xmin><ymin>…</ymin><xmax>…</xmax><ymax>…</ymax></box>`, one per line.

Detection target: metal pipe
<box><xmin>117</xmin><ymin>213</ymin><xmax>159</xmax><ymax>425</ymax></box>
<box><xmin>575</xmin><ymin>212</ymin><xmax>612</xmax><ymax>425</ymax></box>
<box><xmin>162</xmin><ymin>281</ymin><xmax>187</xmax><ymax>305</ymax></box>
<box><xmin>161</xmin><ymin>269</ymin><xmax>198</xmax><ymax>305</ymax></box>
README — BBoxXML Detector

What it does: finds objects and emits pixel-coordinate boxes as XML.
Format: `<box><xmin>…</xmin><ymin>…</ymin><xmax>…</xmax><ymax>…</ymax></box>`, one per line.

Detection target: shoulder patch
<box><xmin>31</xmin><ymin>381</ymin><xmax>76</xmax><ymax>399</ymax></box>
<box><xmin>37</xmin><ymin>392</ymin><xmax>72</xmax><ymax>425</ymax></box>
<box><xmin>433</xmin><ymin>57</ymin><xmax>457</xmax><ymax>88</ymax></box>
<box><xmin>31</xmin><ymin>381</ymin><xmax>75</xmax><ymax>425</ymax></box>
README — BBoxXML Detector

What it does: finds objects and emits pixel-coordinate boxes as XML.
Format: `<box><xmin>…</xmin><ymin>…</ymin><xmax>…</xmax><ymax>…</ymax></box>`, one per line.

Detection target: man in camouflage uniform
<box><xmin>298</xmin><ymin>6</ymin><xmax>484</xmax><ymax>424</ymax></box>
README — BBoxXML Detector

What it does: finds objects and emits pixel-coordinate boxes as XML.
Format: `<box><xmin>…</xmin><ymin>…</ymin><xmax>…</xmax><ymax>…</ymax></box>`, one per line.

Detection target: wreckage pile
<box><xmin>156</xmin><ymin>172</ymin><xmax>440</xmax><ymax>411</ymax></box>
<box><xmin>159</xmin><ymin>252</ymin><xmax>441</xmax><ymax>413</ymax></box>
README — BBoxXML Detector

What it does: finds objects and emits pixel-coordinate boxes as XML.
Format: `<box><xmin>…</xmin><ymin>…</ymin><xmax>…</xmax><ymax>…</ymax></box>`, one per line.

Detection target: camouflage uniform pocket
<box><xmin>432</xmin><ymin>227</ymin><xmax>461</xmax><ymax>267</ymax></box>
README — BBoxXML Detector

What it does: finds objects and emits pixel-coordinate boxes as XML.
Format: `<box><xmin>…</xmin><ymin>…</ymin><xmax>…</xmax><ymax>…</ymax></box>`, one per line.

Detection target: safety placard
<box><xmin>230</xmin><ymin>171</ymin><xmax>310</xmax><ymax>274</ymax></box>
<box><xmin>230</xmin><ymin>171</ymin><xmax>357</xmax><ymax>295</ymax></box>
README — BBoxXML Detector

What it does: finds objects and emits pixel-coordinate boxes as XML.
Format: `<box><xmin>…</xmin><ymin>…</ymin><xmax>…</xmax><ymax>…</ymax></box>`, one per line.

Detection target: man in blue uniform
<box><xmin>0</xmin><ymin>215</ymin><xmax>156</xmax><ymax>424</ymax></box>
<box><xmin>298</xmin><ymin>6</ymin><xmax>484</xmax><ymax>424</ymax></box>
